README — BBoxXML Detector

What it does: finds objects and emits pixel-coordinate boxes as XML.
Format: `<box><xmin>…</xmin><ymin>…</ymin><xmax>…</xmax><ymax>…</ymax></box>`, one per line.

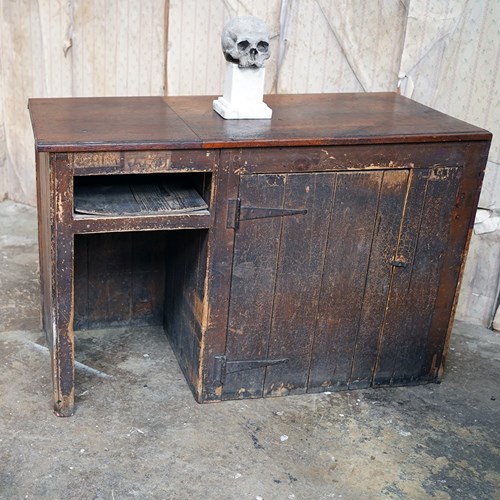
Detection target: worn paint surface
<box><xmin>28</xmin><ymin>94</ymin><xmax>491</xmax><ymax>415</ymax></box>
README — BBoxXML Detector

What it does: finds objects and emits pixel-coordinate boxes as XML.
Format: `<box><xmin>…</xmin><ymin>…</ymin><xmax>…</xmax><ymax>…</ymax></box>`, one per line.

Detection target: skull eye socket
<box><xmin>237</xmin><ymin>40</ymin><xmax>250</xmax><ymax>51</ymax></box>
<box><xmin>257</xmin><ymin>41</ymin><xmax>269</xmax><ymax>53</ymax></box>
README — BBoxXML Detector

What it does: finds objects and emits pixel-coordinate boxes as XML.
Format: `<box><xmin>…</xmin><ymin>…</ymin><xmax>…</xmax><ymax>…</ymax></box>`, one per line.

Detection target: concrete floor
<box><xmin>0</xmin><ymin>199</ymin><xmax>499</xmax><ymax>500</ymax></box>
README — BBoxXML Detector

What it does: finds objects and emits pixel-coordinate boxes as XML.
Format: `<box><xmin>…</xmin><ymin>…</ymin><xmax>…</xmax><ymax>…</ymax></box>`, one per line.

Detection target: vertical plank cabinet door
<box><xmin>222</xmin><ymin>166</ymin><xmax>463</xmax><ymax>399</ymax></box>
<box><xmin>308</xmin><ymin>170</ymin><xmax>403</xmax><ymax>392</ymax></box>
<box><xmin>223</xmin><ymin>174</ymin><xmax>288</xmax><ymax>399</ymax></box>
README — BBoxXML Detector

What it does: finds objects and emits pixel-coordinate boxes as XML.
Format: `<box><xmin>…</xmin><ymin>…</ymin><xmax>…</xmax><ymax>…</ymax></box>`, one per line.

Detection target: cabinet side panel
<box><xmin>349</xmin><ymin>169</ymin><xmax>410</xmax><ymax>389</ymax></box>
<box><xmin>308</xmin><ymin>171</ymin><xmax>383</xmax><ymax>391</ymax></box>
<box><xmin>425</xmin><ymin>142</ymin><xmax>490</xmax><ymax>379</ymax></box>
<box><xmin>36</xmin><ymin>152</ymin><xmax>53</xmax><ymax>340</ymax></box>
<box><xmin>263</xmin><ymin>173</ymin><xmax>337</xmax><ymax>396</ymax></box>
<box><xmin>164</xmin><ymin>230</ymin><xmax>207</xmax><ymax>393</ymax></box>
<box><xmin>223</xmin><ymin>174</ymin><xmax>285</xmax><ymax>399</ymax></box>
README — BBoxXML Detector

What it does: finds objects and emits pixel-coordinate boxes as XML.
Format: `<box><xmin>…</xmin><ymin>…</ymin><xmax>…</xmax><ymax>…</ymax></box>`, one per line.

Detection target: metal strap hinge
<box><xmin>227</xmin><ymin>198</ymin><xmax>307</xmax><ymax>229</ymax></box>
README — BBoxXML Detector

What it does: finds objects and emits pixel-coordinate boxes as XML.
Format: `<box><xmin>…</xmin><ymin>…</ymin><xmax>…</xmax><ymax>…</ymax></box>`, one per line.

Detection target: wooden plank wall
<box><xmin>0</xmin><ymin>0</ymin><xmax>166</xmax><ymax>205</ymax></box>
<box><xmin>0</xmin><ymin>0</ymin><xmax>498</xmax><ymax>326</ymax></box>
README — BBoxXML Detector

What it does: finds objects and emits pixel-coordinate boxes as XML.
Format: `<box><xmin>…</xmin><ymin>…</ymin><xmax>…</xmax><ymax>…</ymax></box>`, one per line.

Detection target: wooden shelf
<box><xmin>72</xmin><ymin>176</ymin><xmax>211</xmax><ymax>233</ymax></box>
<box><xmin>74</xmin><ymin>180</ymin><xmax>208</xmax><ymax>216</ymax></box>
<box><xmin>72</xmin><ymin>211</ymin><xmax>210</xmax><ymax>234</ymax></box>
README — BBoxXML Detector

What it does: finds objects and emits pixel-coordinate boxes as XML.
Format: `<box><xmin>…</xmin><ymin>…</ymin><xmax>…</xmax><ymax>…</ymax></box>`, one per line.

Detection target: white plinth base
<box><xmin>213</xmin><ymin>64</ymin><xmax>272</xmax><ymax>120</ymax></box>
<box><xmin>213</xmin><ymin>96</ymin><xmax>272</xmax><ymax>119</ymax></box>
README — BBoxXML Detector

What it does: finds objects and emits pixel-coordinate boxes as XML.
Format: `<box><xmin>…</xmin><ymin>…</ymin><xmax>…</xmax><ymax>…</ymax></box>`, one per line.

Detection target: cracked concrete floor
<box><xmin>0</xmin><ymin>200</ymin><xmax>499</xmax><ymax>500</ymax></box>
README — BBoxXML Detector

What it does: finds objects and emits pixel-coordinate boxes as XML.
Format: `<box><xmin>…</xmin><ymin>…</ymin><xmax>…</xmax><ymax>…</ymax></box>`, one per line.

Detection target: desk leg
<box><xmin>49</xmin><ymin>154</ymin><xmax>76</xmax><ymax>416</ymax></box>
<box><xmin>51</xmin><ymin>229</ymin><xmax>75</xmax><ymax>416</ymax></box>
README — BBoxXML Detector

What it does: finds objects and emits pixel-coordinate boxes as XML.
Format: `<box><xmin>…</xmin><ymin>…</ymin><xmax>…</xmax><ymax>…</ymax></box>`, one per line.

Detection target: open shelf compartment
<box><xmin>74</xmin><ymin>173</ymin><xmax>211</xmax><ymax>217</ymax></box>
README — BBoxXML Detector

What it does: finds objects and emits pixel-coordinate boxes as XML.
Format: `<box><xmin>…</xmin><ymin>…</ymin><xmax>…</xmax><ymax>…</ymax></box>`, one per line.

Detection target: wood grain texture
<box><xmin>30</xmin><ymin>94</ymin><xmax>492</xmax><ymax>414</ymax></box>
<box><xmin>199</xmin><ymin>150</ymin><xmax>239</xmax><ymax>402</ymax></box>
<box><xmin>167</xmin><ymin>93</ymin><xmax>491</xmax><ymax>148</ymax></box>
<box><xmin>70</xmin><ymin>150</ymin><xmax>216</xmax><ymax>175</ymax></box>
<box><xmin>235</xmin><ymin>143</ymin><xmax>467</xmax><ymax>174</ymax></box>
<box><xmin>308</xmin><ymin>171</ymin><xmax>383</xmax><ymax>391</ymax></box>
<box><xmin>164</xmin><ymin>230</ymin><xmax>208</xmax><ymax>393</ymax></box>
<box><xmin>373</xmin><ymin>169</ymin><xmax>430</xmax><ymax>386</ymax></box>
<box><xmin>264</xmin><ymin>173</ymin><xmax>336</xmax><ymax>396</ymax></box>
<box><xmin>74</xmin><ymin>232</ymin><xmax>166</xmax><ymax>330</ymax></box>
<box><xmin>391</xmin><ymin>167</ymin><xmax>462</xmax><ymax>385</ymax></box>
<box><xmin>71</xmin><ymin>213</ymin><xmax>211</xmax><ymax>234</ymax></box>
<box><xmin>51</xmin><ymin>154</ymin><xmax>75</xmax><ymax>416</ymax></box>
<box><xmin>74</xmin><ymin>179</ymin><xmax>208</xmax><ymax>216</ymax></box>
<box><xmin>29</xmin><ymin>93</ymin><xmax>491</xmax><ymax>153</ymax></box>
<box><xmin>373</xmin><ymin>168</ymin><xmax>462</xmax><ymax>386</ymax></box>
<box><xmin>223</xmin><ymin>174</ymin><xmax>285</xmax><ymax>399</ymax></box>
<box><xmin>28</xmin><ymin>97</ymin><xmax>201</xmax><ymax>152</ymax></box>
<box><xmin>221</xmin><ymin>160</ymin><xmax>483</xmax><ymax>400</ymax></box>
<box><xmin>427</xmin><ymin>142</ymin><xmax>491</xmax><ymax>379</ymax></box>
<box><xmin>348</xmin><ymin>169</ymin><xmax>410</xmax><ymax>389</ymax></box>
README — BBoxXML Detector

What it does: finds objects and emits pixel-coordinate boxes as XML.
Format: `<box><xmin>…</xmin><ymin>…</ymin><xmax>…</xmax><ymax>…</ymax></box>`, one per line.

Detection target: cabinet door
<box><xmin>222</xmin><ymin>167</ymin><xmax>462</xmax><ymax>399</ymax></box>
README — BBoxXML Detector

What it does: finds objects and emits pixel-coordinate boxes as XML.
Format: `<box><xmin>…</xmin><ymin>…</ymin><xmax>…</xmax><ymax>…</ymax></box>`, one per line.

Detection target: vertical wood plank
<box><xmin>131</xmin><ymin>232</ymin><xmax>166</xmax><ymax>323</ymax></box>
<box><xmin>72</xmin><ymin>0</ymin><xmax>165</xmax><ymax>96</ymax></box>
<box><xmin>373</xmin><ymin>167</ymin><xmax>462</xmax><ymax>385</ymax></box>
<box><xmin>77</xmin><ymin>232</ymin><xmax>167</xmax><ymax>328</ymax></box>
<box><xmin>223</xmin><ymin>173</ymin><xmax>285</xmax><ymax>399</ymax></box>
<box><xmin>164</xmin><ymin>230</ymin><xmax>207</xmax><ymax>390</ymax></box>
<box><xmin>0</xmin><ymin>0</ymin><xmax>72</xmax><ymax>204</ymax></box>
<box><xmin>73</xmin><ymin>234</ymin><xmax>89</xmax><ymax>330</ymax></box>
<box><xmin>307</xmin><ymin>171</ymin><xmax>383</xmax><ymax>391</ymax></box>
<box><xmin>52</xmin><ymin>153</ymin><xmax>75</xmax><ymax>416</ymax></box>
<box><xmin>86</xmin><ymin>233</ymin><xmax>132</xmax><ymax>325</ymax></box>
<box><xmin>276</xmin><ymin>0</ymin><xmax>407</xmax><ymax>93</ymax></box>
<box><xmin>348</xmin><ymin>169</ymin><xmax>410</xmax><ymax>389</ymax></box>
<box><xmin>263</xmin><ymin>173</ymin><xmax>336</xmax><ymax>396</ymax></box>
<box><xmin>36</xmin><ymin>153</ymin><xmax>54</xmax><ymax>339</ymax></box>
<box><xmin>396</xmin><ymin>167</ymin><xmax>462</xmax><ymax>383</ymax></box>
<box><xmin>85</xmin><ymin>235</ymin><xmax>111</xmax><ymax>323</ymax></box>
<box><xmin>373</xmin><ymin>168</ymin><xmax>430</xmax><ymax>385</ymax></box>
<box><xmin>199</xmin><ymin>150</ymin><xmax>238</xmax><ymax>401</ymax></box>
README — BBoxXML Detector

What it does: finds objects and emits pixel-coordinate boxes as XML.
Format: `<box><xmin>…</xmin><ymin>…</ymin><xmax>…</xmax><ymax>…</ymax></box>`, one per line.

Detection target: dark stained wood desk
<box><xmin>29</xmin><ymin>93</ymin><xmax>491</xmax><ymax>415</ymax></box>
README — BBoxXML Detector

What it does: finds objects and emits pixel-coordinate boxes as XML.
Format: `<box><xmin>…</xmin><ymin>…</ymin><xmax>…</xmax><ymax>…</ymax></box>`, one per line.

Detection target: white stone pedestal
<box><xmin>213</xmin><ymin>63</ymin><xmax>272</xmax><ymax>119</ymax></box>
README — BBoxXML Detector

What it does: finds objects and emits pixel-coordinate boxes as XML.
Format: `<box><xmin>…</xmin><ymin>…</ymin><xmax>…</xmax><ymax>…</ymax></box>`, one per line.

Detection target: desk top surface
<box><xmin>28</xmin><ymin>93</ymin><xmax>491</xmax><ymax>152</ymax></box>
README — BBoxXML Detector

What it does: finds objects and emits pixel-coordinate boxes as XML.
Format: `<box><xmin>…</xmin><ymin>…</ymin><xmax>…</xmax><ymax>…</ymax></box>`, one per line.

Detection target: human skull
<box><xmin>221</xmin><ymin>16</ymin><xmax>271</xmax><ymax>69</ymax></box>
